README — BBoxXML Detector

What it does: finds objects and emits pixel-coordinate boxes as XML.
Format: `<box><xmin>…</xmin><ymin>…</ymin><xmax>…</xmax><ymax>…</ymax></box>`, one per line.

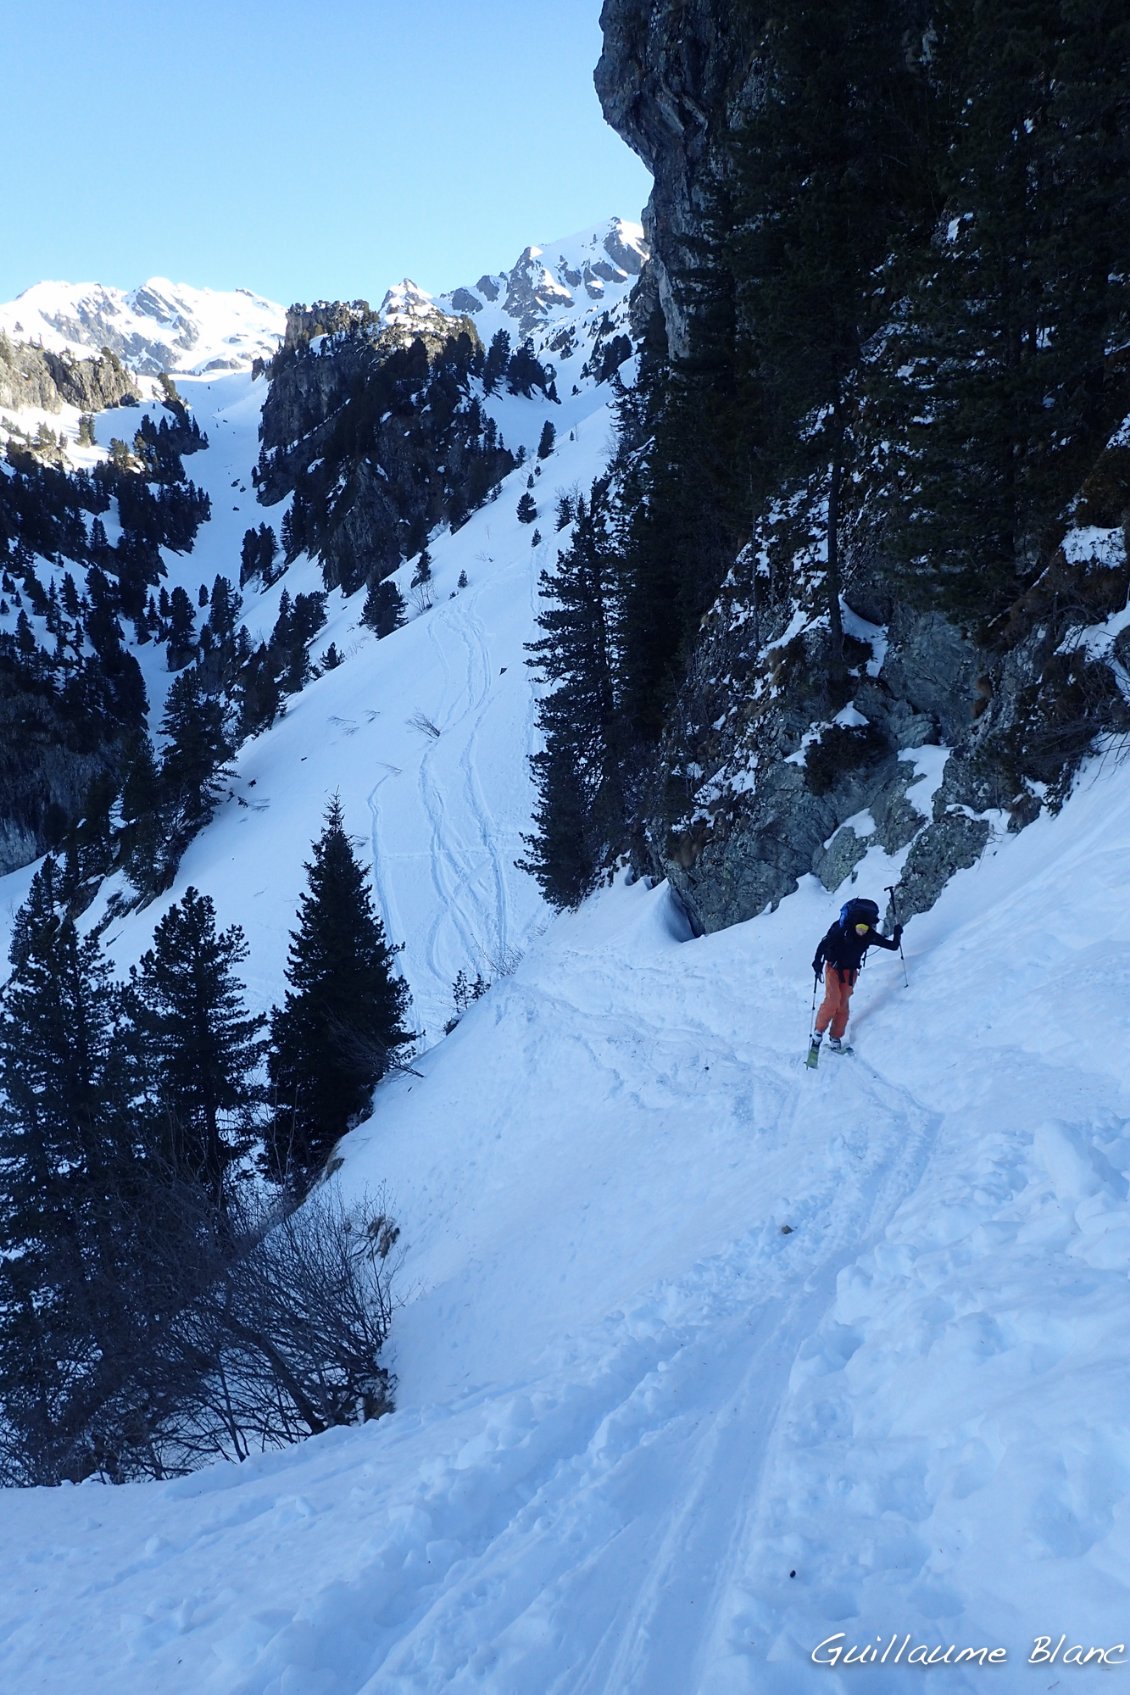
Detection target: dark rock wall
<box><xmin>256</xmin><ymin>309</ymin><xmax>512</xmax><ymax>590</ymax></box>
<box><xmin>0</xmin><ymin>671</ymin><xmax>123</xmax><ymax>878</ymax></box>
<box><xmin>596</xmin><ymin>1</ymin><xmax>762</xmax><ymax>358</ymax></box>
<box><xmin>597</xmin><ymin>0</ymin><xmax>1130</xmax><ymax>934</ymax></box>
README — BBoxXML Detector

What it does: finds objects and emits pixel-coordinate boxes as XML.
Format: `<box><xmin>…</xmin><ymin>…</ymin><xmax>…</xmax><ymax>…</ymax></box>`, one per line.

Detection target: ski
<box><xmin>828</xmin><ymin>1042</ymin><xmax>854</xmax><ymax>1057</ymax></box>
<box><xmin>806</xmin><ymin>1039</ymin><xmax>821</xmax><ymax>1069</ymax></box>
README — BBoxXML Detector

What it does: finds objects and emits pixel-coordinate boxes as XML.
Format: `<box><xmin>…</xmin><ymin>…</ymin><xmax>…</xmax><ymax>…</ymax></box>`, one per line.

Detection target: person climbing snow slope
<box><xmin>808</xmin><ymin>896</ymin><xmax>903</xmax><ymax>1066</ymax></box>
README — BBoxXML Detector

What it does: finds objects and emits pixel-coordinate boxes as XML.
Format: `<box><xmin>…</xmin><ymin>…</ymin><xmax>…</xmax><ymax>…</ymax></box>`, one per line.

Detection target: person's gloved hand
<box><xmin>893</xmin><ymin>923</ymin><xmax>904</xmax><ymax>945</ymax></box>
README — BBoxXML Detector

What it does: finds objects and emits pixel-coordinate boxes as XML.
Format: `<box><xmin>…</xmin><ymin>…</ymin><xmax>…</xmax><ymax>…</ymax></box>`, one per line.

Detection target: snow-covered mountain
<box><xmin>0</xmin><ymin>277</ymin><xmax>286</xmax><ymax>375</ymax></box>
<box><xmin>0</xmin><ymin>220</ymin><xmax>646</xmax><ymax>388</ymax></box>
<box><xmin>0</xmin><ymin>216</ymin><xmax>648</xmax><ymax>1008</ymax></box>
<box><xmin>440</xmin><ymin>216</ymin><xmax>648</xmax><ymax>336</ymax></box>
<box><xmin>338</xmin><ymin>219</ymin><xmax>648</xmax><ymax>383</ymax></box>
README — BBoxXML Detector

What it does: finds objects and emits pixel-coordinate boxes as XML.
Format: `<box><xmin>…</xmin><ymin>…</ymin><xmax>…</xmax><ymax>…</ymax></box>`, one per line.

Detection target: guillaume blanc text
<box><xmin>812</xmin><ymin>1633</ymin><xmax>1127</xmax><ymax>1668</ymax></box>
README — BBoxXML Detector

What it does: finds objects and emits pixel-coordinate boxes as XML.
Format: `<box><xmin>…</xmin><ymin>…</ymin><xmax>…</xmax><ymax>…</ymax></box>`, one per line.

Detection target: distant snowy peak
<box><xmin>441</xmin><ymin>218</ymin><xmax>648</xmax><ymax>338</ymax></box>
<box><xmin>376</xmin><ymin>279</ymin><xmax>469</xmax><ymax>350</ymax></box>
<box><xmin>358</xmin><ymin>220</ymin><xmax>646</xmax><ymax>372</ymax></box>
<box><xmin>0</xmin><ymin>278</ymin><xmax>286</xmax><ymax>376</ymax></box>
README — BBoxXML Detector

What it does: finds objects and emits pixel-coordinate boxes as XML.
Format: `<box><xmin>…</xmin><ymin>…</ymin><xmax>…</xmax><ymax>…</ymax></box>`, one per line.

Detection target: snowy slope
<box><xmin>0</xmin><ymin>278</ymin><xmax>285</xmax><ymax>374</ymax></box>
<box><xmin>21</xmin><ymin>370</ymin><xmax>615</xmax><ymax>1044</ymax></box>
<box><xmin>0</xmin><ymin>232</ymin><xmax>638</xmax><ymax>1023</ymax></box>
<box><xmin>1</xmin><ymin>757</ymin><xmax>1129</xmax><ymax>1692</ymax></box>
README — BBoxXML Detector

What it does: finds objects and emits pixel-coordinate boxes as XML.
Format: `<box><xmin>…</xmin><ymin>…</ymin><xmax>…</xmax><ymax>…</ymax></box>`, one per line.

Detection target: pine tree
<box><xmin>125</xmin><ymin>888</ymin><xmax>266</xmax><ymax>1208</ymax></box>
<box><xmin>879</xmin><ymin>0</ymin><xmax>1130</xmax><ymax>621</ymax></box>
<box><xmin>208</xmin><ymin>575</ymin><xmax>241</xmax><ymax>641</ymax></box>
<box><xmin>166</xmin><ymin>584</ymin><xmax>197</xmax><ymax>669</ymax></box>
<box><xmin>729</xmin><ymin>0</ymin><xmax>936</xmax><ymax>663</ymax></box>
<box><xmin>266</xmin><ymin>798</ymin><xmax>412</xmax><ymax>1186</ymax></box>
<box><xmin>483</xmin><ymin>329</ymin><xmax>511</xmax><ymax>393</ymax></box>
<box><xmin>519</xmin><ymin>490</ymin><xmax>625</xmax><ymax>907</ymax></box>
<box><xmin>158</xmin><ymin>669</ymin><xmax>233</xmax><ymax>835</ymax></box>
<box><xmin>362</xmin><ymin>579</ymin><xmax>406</xmax><ymax>637</ymax></box>
<box><xmin>235</xmin><ymin>644</ymin><xmax>284</xmax><ymax>740</ymax></box>
<box><xmin>120</xmin><ymin>732</ymin><xmax>167</xmax><ymax>896</ymax></box>
<box><xmin>0</xmin><ymin>862</ymin><xmax>139</xmax><ymax>1480</ymax></box>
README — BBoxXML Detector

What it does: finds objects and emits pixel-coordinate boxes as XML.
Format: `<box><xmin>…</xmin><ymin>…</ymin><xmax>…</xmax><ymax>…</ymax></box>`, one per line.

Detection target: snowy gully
<box><xmin>811</xmin><ymin>1633</ymin><xmax>1128</xmax><ymax>1668</ymax></box>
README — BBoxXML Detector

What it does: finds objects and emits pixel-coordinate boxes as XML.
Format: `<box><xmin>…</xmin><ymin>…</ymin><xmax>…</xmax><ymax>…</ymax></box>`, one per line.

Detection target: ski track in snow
<box><xmin>453</xmin><ymin>596</ymin><xmax>514</xmax><ymax>973</ymax></box>
<box><xmin>372</xmin><ymin>585</ymin><xmax>529</xmax><ymax>1004</ymax></box>
<box><xmin>71</xmin><ymin>1056</ymin><xmax>938</xmax><ymax>1695</ymax></box>
<box><xmin>415</xmin><ymin>606</ymin><xmax>497</xmax><ymax>982</ymax></box>
<box><xmin>333</xmin><ymin>950</ymin><xmax>942</xmax><ymax>1695</ymax></box>
<box><xmin>253</xmin><ymin>1078</ymin><xmax>933</xmax><ymax>1695</ymax></box>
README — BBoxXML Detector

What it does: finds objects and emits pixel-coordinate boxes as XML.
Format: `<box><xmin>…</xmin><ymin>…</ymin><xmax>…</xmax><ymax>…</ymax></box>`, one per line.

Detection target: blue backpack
<box><xmin>839</xmin><ymin>896</ymin><xmax>880</xmax><ymax>931</ymax></box>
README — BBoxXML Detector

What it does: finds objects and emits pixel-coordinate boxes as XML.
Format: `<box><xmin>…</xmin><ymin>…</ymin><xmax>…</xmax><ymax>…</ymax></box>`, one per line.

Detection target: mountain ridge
<box><xmin>0</xmin><ymin>219</ymin><xmax>648</xmax><ymax>383</ymax></box>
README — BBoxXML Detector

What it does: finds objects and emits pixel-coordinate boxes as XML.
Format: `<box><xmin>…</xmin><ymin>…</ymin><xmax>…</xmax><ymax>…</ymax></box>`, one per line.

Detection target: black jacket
<box><xmin>813</xmin><ymin>919</ymin><xmax>902</xmax><ymax>979</ymax></box>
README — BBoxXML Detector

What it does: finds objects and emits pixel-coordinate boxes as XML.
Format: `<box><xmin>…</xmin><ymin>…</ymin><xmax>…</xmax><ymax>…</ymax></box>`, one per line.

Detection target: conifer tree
<box><xmin>483</xmin><ymin>329</ymin><xmax>511</xmax><ymax>393</ymax></box>
<box><xmin>166</xmin><ymin>585</ymin><xmax>197</xmax><ymax>669</ymax></box>
<box><xmin>520</xmin><ymin>490</ymin><xmax>624</xmax><ymax>907</ymax></box>
<box><xmin>362</xmin><ymin>577</ymin><xmax>407</xmax><ymax>638</ymax></box>
<box><xmin>0</xmin><ymin>862</ymin><xmax>139</xmax><ymax>1479</ymax></box>
<box><xmin>125</xmin><ymin>888</ymin><xmax>266</xmax><ymax>1208</ymax></box>
<box><xmin>235</xmin><ymin>644</ymin><xmax>283</xmax><ymax>739</ymax></box>
<box><xmin>729</xmin><ymin>0</ymin><xmax>935</xmax><ymax>662</ymax></box>
<box><xmin>120</xmin><ymin>732</ymin><xmax>167</xmax><ymax>896</ymax></box>
<box><xmin>266</xmin><ymin>797</ymin><xmax>412</xmax><ymax>1186</ymax></box>
<box><xmin>880</xmin><ymin>0</ymin><xmax>1130</xmax><ymax>620</ymax></box>
<box><xmin>158</xmin><ymin>669</ymin><xmax>233</xmax><ymax>836</ymax></box>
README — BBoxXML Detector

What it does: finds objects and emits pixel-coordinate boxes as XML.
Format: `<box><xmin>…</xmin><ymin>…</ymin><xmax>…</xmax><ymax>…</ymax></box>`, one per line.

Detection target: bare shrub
<box><xmin>183</xmin><ymin>1186</ymin><xmax>400</xmax><ymax>1460</ymax></box>
<box><xmin>0</xmin><ymin>1183</ymin><xmax>401</xmax><ymax>1483</ymax></box>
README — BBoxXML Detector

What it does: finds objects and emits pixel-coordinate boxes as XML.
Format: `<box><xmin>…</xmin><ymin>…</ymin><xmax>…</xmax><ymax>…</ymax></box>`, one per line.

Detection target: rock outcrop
<box><xmin>0</xmin><ymin>334</ymin><xmax>139</xmax><ymax>415</ymax></box>
<box><xmin>596</xmin><ymin>0</ymin><xmax>1130</xmax><ymax>935</ymax></box>
<box><xmin>596</xmin><ymin>3</ymin><xmax>759</xmax><ymax>358</ymax></box>
<box><xmin>256</xmin><ymin>305</ymin><xmax>513</xmax><ymax>591</ymax></box>
<box><xmin>0</xmin><ymin>667</ymin><xmax>124</xmax><ymax>878</ymax></box>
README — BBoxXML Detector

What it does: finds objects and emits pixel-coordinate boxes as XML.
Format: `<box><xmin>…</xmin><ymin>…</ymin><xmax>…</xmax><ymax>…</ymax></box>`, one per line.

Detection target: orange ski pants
<box><xmin>815</xmin><ymin>965</ymin><xmax>857</xmax><ymax>1040</ymax></box>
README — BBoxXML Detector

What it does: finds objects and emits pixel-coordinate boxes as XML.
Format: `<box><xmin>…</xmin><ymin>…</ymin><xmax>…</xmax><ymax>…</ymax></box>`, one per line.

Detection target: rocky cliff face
<box><xmin>258</xmin><ymin>226</ymin><xmax>646</xmax><ymax>596</ymax></box>
<box><xmin>256</xmin><ymin>302</ymin><xmax>513</xmax><ymax>591</ymax></box>
<box><xmin>0</xmin><ymin>667</ymin><xmax>125</xmax><ymax>879</ymax></box>
<box><xmin>0</xmin><ymin>336</ymin><xmax>139</xmax><ymax>415</ymax></box>
<box><xmin>596</xmin><ymin>3</ymin><xmax>760</xmax><ymax>357</ymax></box>
<box><xmin>596</xmin><ymin>0</ymin><xmax>1130</xmax><ymax>934</ymax></box>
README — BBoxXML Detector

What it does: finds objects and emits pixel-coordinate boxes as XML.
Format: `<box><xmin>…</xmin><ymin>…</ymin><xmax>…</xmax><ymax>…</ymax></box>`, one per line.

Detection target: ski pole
<box><xmin>885</xmin><ymin>883</ymin><xmax>910</xmax><ymax>989</ymax></box>
<box><xmin>809</xmin><ymin>968</ymin><xmax>819</xmax><ymax>1036</ymax></box>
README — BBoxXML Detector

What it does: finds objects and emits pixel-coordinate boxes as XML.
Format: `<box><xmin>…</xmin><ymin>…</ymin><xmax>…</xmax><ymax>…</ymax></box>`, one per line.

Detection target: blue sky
<box><xmin>5</xmin><ymin>0</ymin><xmax>652</xmax><ymax>306</ymax></box>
